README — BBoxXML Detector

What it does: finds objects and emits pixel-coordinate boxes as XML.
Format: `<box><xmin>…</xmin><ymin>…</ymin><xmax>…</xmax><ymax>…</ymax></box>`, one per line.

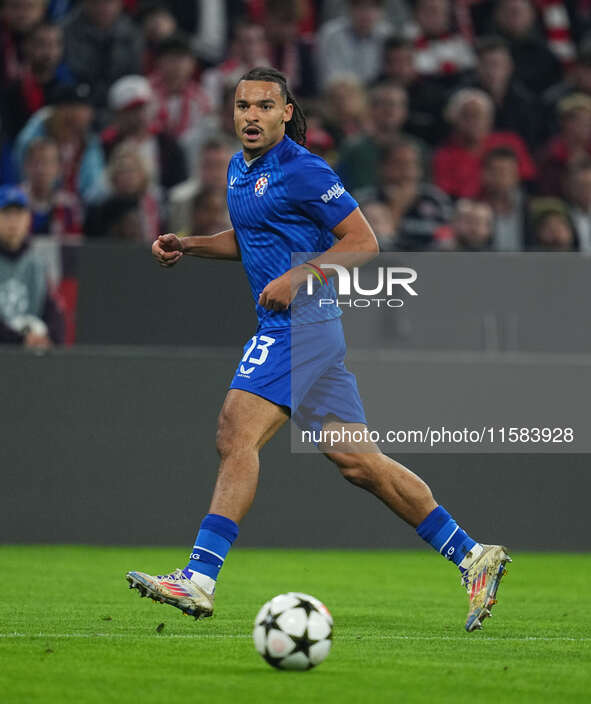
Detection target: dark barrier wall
<box><xmin>75</xmin><ymin>244</ymin><xmax>591</xmax><ymax>354</ymax></box>
<box><xmin>75</xmin><ymin>243</ymin><xmax>255</xmax><ymax>346</ymax></box>
<box><xmin>1</xmin><ymin>347</ymin><xmax>588</xmax><ymax>550</ymax></box>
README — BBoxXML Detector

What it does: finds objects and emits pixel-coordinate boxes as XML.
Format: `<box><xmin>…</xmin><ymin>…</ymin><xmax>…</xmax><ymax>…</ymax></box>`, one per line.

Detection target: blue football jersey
<box><xmin>226</xmin><ymin>135</ymin><xmax>358</xmax><ymax>330</ymax></box>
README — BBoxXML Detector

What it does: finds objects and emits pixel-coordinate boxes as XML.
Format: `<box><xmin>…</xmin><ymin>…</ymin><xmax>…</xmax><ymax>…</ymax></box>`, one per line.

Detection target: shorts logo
<box><xmin>254</xmin><ymin>174</ymin><xmax>270</xmax><ymax>197</ymax></box>
<box><xmin>321</xmin><ymin>182</ymin><xmax>345</xmax><ymax>203</ymax></box>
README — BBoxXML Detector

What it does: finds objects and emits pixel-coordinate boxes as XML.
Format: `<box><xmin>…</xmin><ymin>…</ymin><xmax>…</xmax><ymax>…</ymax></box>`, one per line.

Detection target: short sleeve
<box><xmin>287</xmin><ymin>154</ymin><xmax>358</xmax><ymax>231</ymax></box>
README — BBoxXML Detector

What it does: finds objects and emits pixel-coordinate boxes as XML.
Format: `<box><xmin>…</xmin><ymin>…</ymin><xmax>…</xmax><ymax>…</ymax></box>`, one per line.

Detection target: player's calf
<box><xmin>326</xmin><ymin>450</ymin><xmax>376</xmax><ymax>491</ymax></box>
<box><xmin>326</xmin><ymin>449</ymin><xmax>436</xmax><ymax>526</ymax></box>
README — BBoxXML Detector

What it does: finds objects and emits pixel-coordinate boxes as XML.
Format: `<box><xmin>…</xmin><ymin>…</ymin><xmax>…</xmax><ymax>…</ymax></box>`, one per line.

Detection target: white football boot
<box><xmin>126</xmin><ymin>568</ymin><xmax>214</xmax><ymax>620</ymax></box>
<box><xmin>463</xmin><ymin>545</ymin><xmax>512</xmax><ymax>632</ymax></box>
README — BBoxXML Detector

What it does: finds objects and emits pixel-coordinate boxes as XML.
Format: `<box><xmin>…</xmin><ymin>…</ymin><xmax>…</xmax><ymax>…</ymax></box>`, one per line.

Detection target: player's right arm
<box><xmin>152</xmin><ymin>229</ymin><xmax>240</xmax><ymax>267</ymax></box>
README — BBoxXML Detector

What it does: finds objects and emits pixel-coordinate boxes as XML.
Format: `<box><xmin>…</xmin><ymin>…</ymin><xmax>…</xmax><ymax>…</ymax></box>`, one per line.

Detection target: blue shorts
<box><xmin>229</xmin><ymin>318</ymin><xmax>367</xmax><ymax>433</ymax></box>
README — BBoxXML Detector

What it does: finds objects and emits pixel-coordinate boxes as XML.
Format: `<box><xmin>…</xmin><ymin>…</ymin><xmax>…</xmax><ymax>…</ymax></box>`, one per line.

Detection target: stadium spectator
<box><xmin>468</xmin><ymin>1</ymin><xmax>575</xmax><ymax>60</ymax></box>
<box><xmin>262</xmin><ymin>0</ymin><xmax>318</xmax><ymax>98</ymax></box>
<box><xmin>149</xmin><ymin>34</ymin><xmax>214</xmax><ymax>170</ymax></box>
<box><xmin>245</xmin><ymin>0</ymin><xmax>318</xmax><ymax>35</ymax></box>
<box><xmin>84</xmin><ymin>195</ymin><xmax>143</xmax><ymax>240</ymax></box>
<box><xmin>437</xmin><ymin>198</ymin><xmax>494</xmax><ymax>251</ymax></box>
<box><xmin>0</xmin><ymin>0</ymin><xmax>48</xmax><ymax>86</ymax></box>
<box><xmin>0</xmin><ymin>184</ymin><xmax>64</xmax><ymax>347</ymax></box>
<box><xmin>337</xmin><ymin>82</ymin><xmax>418</xmax><ymax>192</ymax></box>
<box><xmin>565</xmin><ymin>0</ymin><xmax>591</xmax><ymax>45</ymax></box>
<box><xmin>528</xmin><ymin>197</ymin><xmax>577</xmax><ymax>250</ymax></box>
<box><xmin>466</xmin><ymin>36</ymin><xmax>542</xmax><ymax>150</ymax></box>
<box><xmin>137</xmin><ymin>2</ymin><xmax>178</xmax><ymax>74</ymax></box>
<box><xmin>217</xmin><ymin>81</ymin><xmax>243</xmax><ymax>154</ymax></box>
<box><xmin>322</xmin><ymin>74</ymin><xmax>370</xmax><ymax>147</ymax></box>
<box><xmin>543</xmin><ymin>43</ymin><xmax>591</xmax><ymax>140</ymax></box>
<box><xmin>376</xmin><ymin>35</ymin><xmax>448</xmax><ymax>145</ymax></box>
<box><xmin>61</xmin><ymin>0</ymin><xmax>144</xmax><ymax>125</ymax></box>
<box><xmin>102</xmin><ymin>75</ymin><xmax>187</xmax><ymax>191</ymax></box>
<box><xmin>565</xmin><ymin>159</ymin><xmax>591</xmax><ymax>251</ymax></box>
<box><xmin>533</xmin><ymin>1</ymin><xmax>576</xmax><ymax>62</ymax></box>
<box><xmin>433</xmin><ymin>88</ymin><xmax>536</xmax><ymax>199</ymax></box>
<box><xmin>304</xmin><ymin>115</ymin><xmax>337</xmax><ymax>165</ymax></box>
<box><xmin>373</xmin><ymin>139</ymin><xmax>452</xmax><ymax>250</ymax></box>
<box><xmin>493</xmin><ymin>0</ymin><xmax>562</xmax><ymax>94</ymax></box>
<box><xmin>160</xmin><ymin>0</ymin><xmax>229</xmax><ymax>65</ymax></box>
<box><xmin>21</xmin><ymin>137</ymin><xmax>83</xmax><ymax>237</ymax></box>
<box><xmin>360</xmin><ymin>199</ymin><xmax>398</xmax><ymax>249</ymax></box>
<box><xmin>321</xmin><ymin>0</ymin><xmax>410</xmax><ymax>27</ymax></box>
<box><xmin>202</xmin><ymin>23</ymin><xmax>269</xmax><ymax>110</ymax></box>
<box><xmin>168</xmin><ymin>138</ymin><xmax>234</xmax><ymax>235</ymax></box>
<box><xmin>479</xmin><ymin>146</ymin><xmax>529</xmax><ymax>251</ymax></box>
<box><xmin>14</xmin><ymin>83</ymin><xmax>105</xmax><ymax>201</ymax></box>
<box><xmin>537</xmin><ymin>93</ymin><xmax>591</xmax><ymax>196</ymax></box>
<box><xmin>317</xmin><ymin>0</ymin><xmax>392</xmax><ymax>89</ymax></box>
<box><xmin>405</xmin><ymin>0</ymin><xmax>475</xmax><ymax>81</ymax></box>
<box><xmin>190</xmin><ymin>186</ymin><xmax>232</xmax><ymax>237</ymax></box>
<box><xmin>1</xmin><ymin>22</ymin><xmax>73</xmax><ymax>141</ymax></box>
<box><xmin>85</xmin><ymin>142</ymin><xmax>161</xmax><ymax>242</ymax></box>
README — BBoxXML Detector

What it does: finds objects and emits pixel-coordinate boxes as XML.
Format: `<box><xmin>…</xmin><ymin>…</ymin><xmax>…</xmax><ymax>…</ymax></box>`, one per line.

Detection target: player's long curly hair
<box><xmin>237</xmin><ymin>67</ymin><xmax>307</xmax><ymax>146</ymax></box>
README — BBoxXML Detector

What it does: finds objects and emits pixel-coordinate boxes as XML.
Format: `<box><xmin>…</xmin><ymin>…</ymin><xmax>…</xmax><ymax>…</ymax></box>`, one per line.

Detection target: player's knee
<box><xmin>325</xmin><ymin>451</ymin><xmax>376</xmax><ymax>489</ymax></box>
<box><xmin>215</xmin><ymin>409</ymin><xmax>259</xmax><ymax>458</ymax></box>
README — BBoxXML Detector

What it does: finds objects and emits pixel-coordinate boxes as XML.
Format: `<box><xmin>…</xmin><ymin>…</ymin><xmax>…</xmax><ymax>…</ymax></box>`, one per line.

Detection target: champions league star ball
<box><xmin>253</xmin><ymin>592</ymin><xmax>333</xmax><ymax>671</ymax></box>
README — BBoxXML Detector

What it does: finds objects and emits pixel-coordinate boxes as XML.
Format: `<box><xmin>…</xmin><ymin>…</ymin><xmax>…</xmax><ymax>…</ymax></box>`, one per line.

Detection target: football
<box><xmin>253</xmin><ymin>592</ymin><xmax>333</xmax><ymax>670</ymax></box>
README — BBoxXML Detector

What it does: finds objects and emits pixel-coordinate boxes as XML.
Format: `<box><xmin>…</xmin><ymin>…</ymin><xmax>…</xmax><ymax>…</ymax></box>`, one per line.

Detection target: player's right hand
<box><xmin>152</xmin><ymin>233</ymin><xmax>184</xmax><ymax>267</ymax></box>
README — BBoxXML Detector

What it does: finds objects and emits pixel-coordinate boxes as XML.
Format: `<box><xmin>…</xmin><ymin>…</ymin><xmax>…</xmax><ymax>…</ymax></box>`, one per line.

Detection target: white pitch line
<box><xmin>1</xmin><ymin>633</ymin><xmax>590</xmax><ymax>643</ymax></box>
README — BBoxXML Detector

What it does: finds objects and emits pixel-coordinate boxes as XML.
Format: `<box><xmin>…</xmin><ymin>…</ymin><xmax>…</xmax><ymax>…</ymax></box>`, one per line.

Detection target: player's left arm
<box><xmin>258</xmin><ymin>207</ymin><xmax>378</xmax><ymax>311</ymax></box>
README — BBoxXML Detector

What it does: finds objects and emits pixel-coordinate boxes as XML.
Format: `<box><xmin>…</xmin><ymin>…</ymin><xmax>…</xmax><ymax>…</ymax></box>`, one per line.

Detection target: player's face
<box><xmin>234</xmin><ymin>81</ymin><xmax>293</xmax><ymax>157</ymax></box>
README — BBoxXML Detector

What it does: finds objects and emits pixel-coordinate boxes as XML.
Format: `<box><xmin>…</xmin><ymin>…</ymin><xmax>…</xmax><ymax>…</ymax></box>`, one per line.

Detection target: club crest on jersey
<box><xmin>254</xmin><ymin>174</ymin><xmax>270</xmax><ymax>197</ymax></box>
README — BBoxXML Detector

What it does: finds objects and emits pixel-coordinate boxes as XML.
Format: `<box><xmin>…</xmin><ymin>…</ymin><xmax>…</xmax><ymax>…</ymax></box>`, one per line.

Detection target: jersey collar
<box><xmin>239</xmin><ymin>135</ymin><xmax>291</xmax><ymax>172</ymax></box>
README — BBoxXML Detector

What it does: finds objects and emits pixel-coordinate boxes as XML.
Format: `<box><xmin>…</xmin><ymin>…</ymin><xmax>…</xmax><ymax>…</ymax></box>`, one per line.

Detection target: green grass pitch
<box><xmin>1</xmin><ymin>547</ymin><xmax>590</xmax><ymax>704</ymax></box>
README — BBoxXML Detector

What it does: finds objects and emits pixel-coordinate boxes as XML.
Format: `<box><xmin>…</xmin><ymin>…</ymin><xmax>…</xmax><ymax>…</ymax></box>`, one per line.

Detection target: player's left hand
<box><xmin>258</xmin><ymin>269</ymin><xmax>305</xmax><ymax>311</ymax></box>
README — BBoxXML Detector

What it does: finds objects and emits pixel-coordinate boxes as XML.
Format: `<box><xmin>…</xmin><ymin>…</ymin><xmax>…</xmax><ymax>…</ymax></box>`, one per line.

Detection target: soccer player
<box><xmin>127</xmin><ymin>67</ymin><xmax>511</xmax><ymax>632</ymax></box>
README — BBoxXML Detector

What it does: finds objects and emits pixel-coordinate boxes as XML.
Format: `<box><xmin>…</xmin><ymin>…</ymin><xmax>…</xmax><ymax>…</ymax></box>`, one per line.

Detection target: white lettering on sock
<box><xmin>439</xmin><ymin>525</ymin><xmax>459</xmax><ymax>554</ymax></box>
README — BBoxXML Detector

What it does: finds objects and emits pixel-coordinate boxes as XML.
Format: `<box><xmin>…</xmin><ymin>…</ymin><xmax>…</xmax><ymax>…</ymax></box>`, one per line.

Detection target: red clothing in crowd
<box><xmin>246</xmin><ymin>0</ymin><xmax>317</xmax><ymax>36</ymax></box>
<box><xmin>459</xmin><ymin>0</ymin><xmax>576</xmax><ymax>65</ymax></box>
<box><xmin>25</xmin><ymin>186</ymin><xmax>84</xmax><ymax>237</ymax></box>
<box><xmin>433</xmin><ymin>132</ymin><xmax>536</xmax><ymax>199</ymax></box>
<box><xmin>412</xmin><ymin>32</ymin><xmax>475</xmax><ymax>77</ymax></box>
<box><xmin>149</xmin><ymin>74</ymin><xmax>211</xmax><ymax>139</ymax></box>
<box><xmin>122</xmin><ymin>0</ymin><xmax>139</xmax><ymax>13</ymax></box>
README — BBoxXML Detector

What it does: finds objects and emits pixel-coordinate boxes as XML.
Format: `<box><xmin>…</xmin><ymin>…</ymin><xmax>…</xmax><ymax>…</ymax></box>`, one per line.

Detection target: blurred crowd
<box><xmin>3</xmin><ymin>0</ymin><xmax>591</xmax><ymax>346</ymax></box>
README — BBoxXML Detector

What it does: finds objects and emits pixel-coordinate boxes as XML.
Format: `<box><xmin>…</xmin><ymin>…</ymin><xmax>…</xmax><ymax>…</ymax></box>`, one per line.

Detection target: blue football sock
<box><xmin>416</xmin><ymin>506</ymin><xmax>477</xmax><ymax>570</ymax></box>
<box><xmin>183</xmin><ymin>513</ymin><xmax>239</xmax><ymax>591</ymax></box>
